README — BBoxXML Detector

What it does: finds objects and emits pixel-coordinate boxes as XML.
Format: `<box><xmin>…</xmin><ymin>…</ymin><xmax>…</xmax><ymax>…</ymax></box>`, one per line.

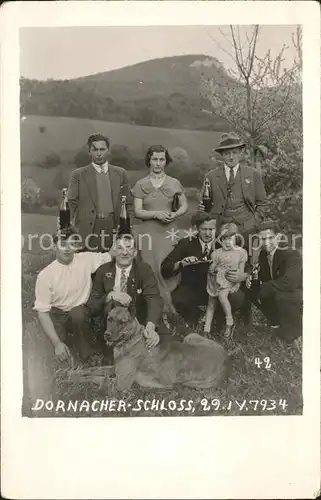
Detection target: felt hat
<box><xmin>215</xmin><ymin>132</ymin><xmax>246</xmax><ymax>152</ymax></box>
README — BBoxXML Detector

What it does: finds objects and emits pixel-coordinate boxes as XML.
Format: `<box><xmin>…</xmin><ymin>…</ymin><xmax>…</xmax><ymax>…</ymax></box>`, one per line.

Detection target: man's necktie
<box><xmin>227</xmin><ymin>167</ymin><xmax>235</xmax><ymax>198</ymax></box>
<box><xmin>267</xmin><ymin>253</ymin><xmax>274</xmax><ymax>279</ymax></box>
<box><xmin>203</xmin><ymin>244</ymin><xmax>210</xmax><ymax>261</ymax></box>
<box><xmin>120</xmin><ymin>269</ymin><xmax>127</xmax><ymax>292</ymax></box>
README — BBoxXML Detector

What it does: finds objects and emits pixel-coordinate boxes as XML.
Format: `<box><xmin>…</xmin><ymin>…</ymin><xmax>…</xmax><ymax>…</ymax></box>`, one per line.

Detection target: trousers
<box><xmin>86</xmin><ymin>215</ymin><xmax>115</xmax><ymax>252</ymax></box>
<box><xmin>50</xmin><ymin>304</ymin><xmax>113</xmax><ymax>362</ymax></box>
<box><xmin>171</xmin><ymin>283</ymin><xmax>248</xmax><ymax>328</ymax></box>
<box><xmin>246</xmin><ymin>287</ymin><xmax>302</xmax><ymax>341</ymax></box>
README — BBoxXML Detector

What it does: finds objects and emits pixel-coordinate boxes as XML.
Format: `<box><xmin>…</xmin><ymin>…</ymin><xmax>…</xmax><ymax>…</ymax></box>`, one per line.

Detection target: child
<box><xmin>204</xmin><ymin>223</ymin><xmax>248</xmax><ymax>341</ymax></box>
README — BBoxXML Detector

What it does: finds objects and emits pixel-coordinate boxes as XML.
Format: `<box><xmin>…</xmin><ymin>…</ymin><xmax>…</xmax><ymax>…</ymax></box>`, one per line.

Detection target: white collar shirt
<box><xmin>224</xmin><ymin>163</ymin><xmax>240</xmax><ymax>181</ymax></box>
<box><xmin>114</xmin><ymin>264</ymin><xmax>133</xmax><ymax>291</ymax></box>
<box><xmin>92</xmin><ymin>161</ymin><xmax>109</xmax><ymax>174</ymax></box>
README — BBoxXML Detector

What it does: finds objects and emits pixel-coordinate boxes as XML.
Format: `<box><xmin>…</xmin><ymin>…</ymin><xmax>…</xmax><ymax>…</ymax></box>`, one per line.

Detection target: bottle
<box><xmin>118</xmin><ymin>195</ymin><xmax>131</xmax><ymax>236</ymax></box>
<box><xmin>58</xmin><ymin>188</ymin><xmax>71</xmax><ymax>230</ymax></box>
<box><xmin>201</xmin><ymin>178</ymin><xmax>213</xmax><ymax>213</ymax></box>
<box><xmin>171</xmin><ymin>192</ymin><xmax>180</xmax><ymax>212</ymax></box>
<box><xmin>251</xmin><ymin>263</ymin><xmax>261</xmax><ymax>293</ymax></box>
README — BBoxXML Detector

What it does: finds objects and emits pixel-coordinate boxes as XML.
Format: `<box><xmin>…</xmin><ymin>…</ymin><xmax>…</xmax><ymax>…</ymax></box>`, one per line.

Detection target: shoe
<box><xmin>223</xmin><ymin>323</ymin><xmax>235</xmax><ymax>342</ymax></box>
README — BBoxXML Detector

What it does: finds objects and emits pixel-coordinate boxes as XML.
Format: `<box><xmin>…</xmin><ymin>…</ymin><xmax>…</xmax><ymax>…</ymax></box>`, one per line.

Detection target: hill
<box><xmin>20</xmin><ymin>54</ymin><xmax>235</xmax><ymax>130</ymax></box>
<box><xmin>73</xmin><ymin>54</ymin><xmax>234</xmax><ymax>100</ymax></box>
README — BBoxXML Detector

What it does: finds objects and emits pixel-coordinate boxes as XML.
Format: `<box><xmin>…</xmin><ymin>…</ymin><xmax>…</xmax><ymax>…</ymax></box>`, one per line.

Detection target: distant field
<box><xmin>20</xmin><ymin>115</ymin><xmax>220</xmax><ymax>165</ymax></box>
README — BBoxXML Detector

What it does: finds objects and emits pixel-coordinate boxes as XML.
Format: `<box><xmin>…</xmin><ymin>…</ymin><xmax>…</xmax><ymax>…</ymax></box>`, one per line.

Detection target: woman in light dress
<box><xmin>131</xmin><ymin>145</ymin><xmax>188</xmax><ymax>316</ymax></box>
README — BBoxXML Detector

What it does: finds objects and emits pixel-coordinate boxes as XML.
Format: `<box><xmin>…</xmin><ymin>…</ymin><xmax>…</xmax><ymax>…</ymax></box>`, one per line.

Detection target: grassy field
<box><xmin>22</xmin><ymin>212</ymin><xmax>302</xmax><ymax>418</ymax></box>
<box><xmin>21</xmin><ymin>115</ymin><xmax>220</xmax><ymax>165</ymax></box>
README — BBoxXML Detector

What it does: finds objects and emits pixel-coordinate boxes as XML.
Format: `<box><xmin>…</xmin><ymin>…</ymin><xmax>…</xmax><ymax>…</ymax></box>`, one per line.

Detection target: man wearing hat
<box><xmin>199</xmin><ymin>132</ymin><xmax>267</xmax><ymax>237</ymax></box>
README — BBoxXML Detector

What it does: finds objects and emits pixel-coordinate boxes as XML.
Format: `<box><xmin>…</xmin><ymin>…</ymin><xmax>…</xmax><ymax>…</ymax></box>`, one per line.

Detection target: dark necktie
<box><xmin>203</xmin><ymin>244</ymin><xmax>210</xmax><ymax>261</ymax></box>
<box><xmin>227</xmin><ymin>167</ymin><xmax>235</xmax><ymax>198</ymax></box>
<box><xmin>120</xmin><ymin>269</ymin><xmax>127</xmax><ymax>292</ymax></box>
<box><xmin>267</xmin><ymin>253</ymin><xmax>274</xmax><ymax>279</ymax></box>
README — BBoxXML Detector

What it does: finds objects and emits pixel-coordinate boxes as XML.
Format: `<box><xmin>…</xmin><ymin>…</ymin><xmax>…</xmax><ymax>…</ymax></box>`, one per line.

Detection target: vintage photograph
<box><xmin>20</xmin><ymin>24</ymin><xmax>303</xmax><ymax>418</ymax></box>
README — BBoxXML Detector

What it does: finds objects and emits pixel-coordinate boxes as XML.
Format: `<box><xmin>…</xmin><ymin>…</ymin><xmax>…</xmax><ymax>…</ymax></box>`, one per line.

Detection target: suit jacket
<box><xmin>259</xmin><ymin>248</ymin><xmax>302</xmax><ymax>294</ymax></box>
<box><xmin>67</xmin><ymin>163</ymin><xmax>131</xmax><ymax>242</ymax></box>
<box><xmin>161</xmin><ymin>236</ymin><xmax>210</xmax><ymax>290</ymax></box>
<box><xmin>205</xmin><ymin>165</ymin><xmax>267</xmax><ymax>223</ymax></box>
<box><xmin>87</xmin><ymin>259</ymin><xmax>163</xmax><ymax>326</ymax></box>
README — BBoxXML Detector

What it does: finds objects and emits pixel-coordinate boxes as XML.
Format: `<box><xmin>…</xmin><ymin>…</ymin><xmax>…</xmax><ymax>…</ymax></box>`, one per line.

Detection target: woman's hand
<box><xmin>155</xmin><ymin>211</ymin><xmax>173</xmax><ymax>223</ymax></box>
<box><xmin>198</xmin><ymin>200</ymin><xmax>205</xmax><ymax>212</ymax></box>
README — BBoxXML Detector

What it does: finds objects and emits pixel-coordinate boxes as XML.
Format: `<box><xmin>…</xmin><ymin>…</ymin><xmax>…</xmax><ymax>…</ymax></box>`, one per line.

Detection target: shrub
<box><xmin>266</xmin><ymin>191</ymin><xmax>302</xmax><ymax>236</ymax></box>
<box><xmin>110</xmin><ymin>144</ymin><xmax>132</xmax><ymax>169</ymax></box>
<box><xmin>41</xmin><ymin>194</ymin><xmax>59</xmax><ymax>208</ymax></box>
<box><xmin>169</xmin><ymin>147</ymin><xmax>191</xmax><ymax>165</ymax></box>
<box><xmin>110</xmin><ymin>145</ymin><xmax>144</xmax><ymax>170</ymax></box>
<box><xmin>40</xmin><ymin>153</ymin><xmax>61</xmax><ymax>169</ymax></box>
<box><xmin>168</xmin><ymin>161</ymin><xmax>203</xmax><ymax>188</ymax></box>
<box><xmin>21</xmin><ymin>177</ymin><xmax>41</xmax><ymax>212</ymax></box>
<box><xmin>74</xmin><ymin>149</ymin><xmax>91</xmax><ymax>168</ymax></box>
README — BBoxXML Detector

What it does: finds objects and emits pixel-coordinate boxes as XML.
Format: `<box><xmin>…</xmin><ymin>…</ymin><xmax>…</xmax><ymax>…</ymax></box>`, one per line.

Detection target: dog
<box><xmin>104</xmin><ymin>306</ymin><xmax>229</xmax><ymax>391</ymax></box>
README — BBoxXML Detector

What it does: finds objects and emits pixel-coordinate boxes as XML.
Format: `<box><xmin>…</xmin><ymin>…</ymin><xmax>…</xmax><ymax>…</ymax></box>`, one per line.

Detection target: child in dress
<box><xmin>204</xmin><ymin>223</ymin><xmax>248</xmax><ymax>341</ymax></box>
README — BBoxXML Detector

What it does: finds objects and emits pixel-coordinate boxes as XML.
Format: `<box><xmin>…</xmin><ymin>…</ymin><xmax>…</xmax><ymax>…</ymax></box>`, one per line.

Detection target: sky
<box><xmin>20</xmin><ymin>25</ymin><xmax>298</xmax><ymax>80</ymax></box>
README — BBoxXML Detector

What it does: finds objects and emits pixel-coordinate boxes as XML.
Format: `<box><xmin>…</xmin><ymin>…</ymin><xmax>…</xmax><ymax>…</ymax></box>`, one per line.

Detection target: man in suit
<box><xmin>199</xmin><ymin>132</ymin><xmax>267</xmax><ymax>237</ymax></box>
<box><xmin>67</xmin><ymin>133</ymin><xmax>131</xmax><ymax>252</ymax></box>
<box><xmin>161</xmin><ymin>212</ymin><xmax>248</xmax><ymax>329</ymax></box>
<box><xmin>246</xmin><ymin>220</ymin><xmax>302</xmax><ymax>345</ymax></box>
<box><xmin>87</xmin><ymin>234</ymin><xmax>162</xmax><ymax>349</ymax></box>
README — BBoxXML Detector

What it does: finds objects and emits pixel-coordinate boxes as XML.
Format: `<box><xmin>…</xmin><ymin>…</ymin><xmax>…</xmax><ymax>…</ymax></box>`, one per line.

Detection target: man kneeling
<box><xmin>34</xmin><ymin>227</ymin><xmax>114</xmax><ymax>366</ymax></box>
<box><xmin>87</xmin><ymin>234</ymin><xmax>163</xmax><ymax>349</ymax></box>
<box><xmin>247</xmin><ymin>220</ymin><xmax>302</xmax><ymax>347</ymax></box>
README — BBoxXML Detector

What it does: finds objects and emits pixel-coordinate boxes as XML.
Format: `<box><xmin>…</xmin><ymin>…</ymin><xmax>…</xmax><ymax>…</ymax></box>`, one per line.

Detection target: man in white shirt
<box><xmin>34</xmin><ymin>227</ymin><xmax>116</xmax><ymax>365</ymax></box>
<box><xmin>67</xmin><ymin>133</ymin><xmax>131</xmax><ymax>252</ymax></box>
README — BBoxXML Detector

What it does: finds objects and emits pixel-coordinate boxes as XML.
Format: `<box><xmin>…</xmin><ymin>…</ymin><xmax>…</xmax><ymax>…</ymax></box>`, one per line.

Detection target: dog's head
<box><xmin>104</xmin><ymin>306</ymin><xmax>140</xmax><ymax>348</ymax></box>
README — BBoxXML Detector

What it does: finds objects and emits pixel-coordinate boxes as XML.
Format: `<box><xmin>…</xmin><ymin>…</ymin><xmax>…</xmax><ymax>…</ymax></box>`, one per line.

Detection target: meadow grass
<box><xmin>21</xmin><ymin>213</ymin><xmax>302</xmax><ymax>418</ymax></box>
<box><xmin>21</xmin><ymin>115</ymin><xmax>220</xmax><ymax>165</ymax></box>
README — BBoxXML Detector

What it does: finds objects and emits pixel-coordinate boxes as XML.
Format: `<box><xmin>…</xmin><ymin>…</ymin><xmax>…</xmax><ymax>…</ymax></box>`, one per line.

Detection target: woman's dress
<box><xmin>131</xmin><ymin>175</ymin><xmax>185</xmax><ymax>314</ymax></box>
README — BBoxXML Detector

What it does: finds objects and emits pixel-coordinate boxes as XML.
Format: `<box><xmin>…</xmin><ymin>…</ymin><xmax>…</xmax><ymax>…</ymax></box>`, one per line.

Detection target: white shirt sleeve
<box><xmin>34</xmin><ymin>271</ymin><xmax>52</xmax><ymax>313</ymax></box>
<box><xmin>89</xmin><ymin>252</ymin><xmax>112</xmax><ymax>273</ymax></box>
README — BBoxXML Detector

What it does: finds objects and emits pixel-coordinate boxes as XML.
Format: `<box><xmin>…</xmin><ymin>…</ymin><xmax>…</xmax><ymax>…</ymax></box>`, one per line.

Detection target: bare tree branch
<box><xmin>206</xmin><ymin>28</ymin><xmax>239</xmax><ymax>67</ymax></box>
